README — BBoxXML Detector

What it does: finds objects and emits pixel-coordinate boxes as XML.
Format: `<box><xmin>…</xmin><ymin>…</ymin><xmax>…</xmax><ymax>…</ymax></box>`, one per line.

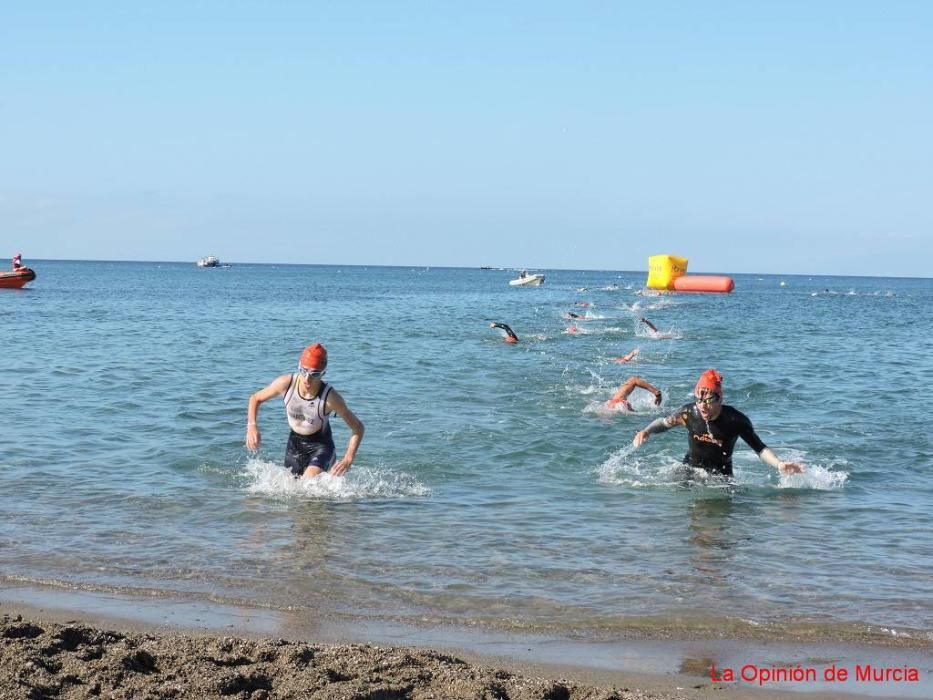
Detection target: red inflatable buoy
<box><xmin>672</xmin><ymin>275</ymin><xmax>734</xmax><ymax>293</ymax></box>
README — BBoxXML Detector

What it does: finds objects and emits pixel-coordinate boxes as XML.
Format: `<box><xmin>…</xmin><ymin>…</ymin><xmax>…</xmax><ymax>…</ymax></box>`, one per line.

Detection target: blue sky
<box><xmin>2</xmin><ymin>1</ymin><xmax>930</xmax><ymax>276</ymax></box>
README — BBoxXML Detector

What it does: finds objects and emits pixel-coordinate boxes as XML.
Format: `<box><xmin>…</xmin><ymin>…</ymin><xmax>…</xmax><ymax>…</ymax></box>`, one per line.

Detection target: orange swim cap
<box><xmin>694</xmin><ymin>369</ymin><xmax>723</xmax><ymax>397</ymax></box>
<box><xmin>299</xmin><ymin>343</ymin><xmax>328</xmax><ymax>370</ymax></box>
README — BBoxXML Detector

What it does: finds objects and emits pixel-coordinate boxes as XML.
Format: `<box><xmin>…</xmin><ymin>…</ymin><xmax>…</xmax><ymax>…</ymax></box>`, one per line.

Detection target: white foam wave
<box><xmin>627</xmin><ymin>297</ymin><xmax>677</xmax><ymax>313</ymax></box>
<box><xmin>243</xmin><ymin>458</ymin><xmax>430</xmax><ymax>500</ymax></box>
<box><xmin>566</xmin><ymin>325</ymin><xmax>628</xmax><ymax>336</ymax></box>
<box><xmin>635</xmin><ymin>326</ymin><xmax>682</xmax><ymax>340</ymax></box>
<box><xmin>776</xmin><ymin>462</ymin><xmax>849</xmax><ymax>490</ymax></box>
<box><xmin>596</xmin><ymin>448</ymin><xmax>848</xmax><ymax>491</ymax></box>
<box><xmin>595</xmin><ymin>447</ymin><xmax>719</xmax><ymax>488</ymax></box>
<box><xmin>583</xmin><ymin>392</ymin><xmax>666</xmax><ymax>417</ymax></box>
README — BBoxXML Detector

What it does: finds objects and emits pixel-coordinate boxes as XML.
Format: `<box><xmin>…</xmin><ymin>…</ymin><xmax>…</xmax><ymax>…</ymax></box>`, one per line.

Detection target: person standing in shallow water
<box><xmin>246</xmin><ymin>343</ymin><xmax>364</xmax><ymax>478</ymax></box>
<box><xmin>632</xmin><ymin>369</ymin><xmax>804</xmax><ymax>477</ymax></box>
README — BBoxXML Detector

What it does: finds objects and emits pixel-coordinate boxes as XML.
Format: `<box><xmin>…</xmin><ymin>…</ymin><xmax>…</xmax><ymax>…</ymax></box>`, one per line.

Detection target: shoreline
<box><xmin>2</xmin><ymin>585</ymin><xmax>929</xmax><ymax>699</ymax></box>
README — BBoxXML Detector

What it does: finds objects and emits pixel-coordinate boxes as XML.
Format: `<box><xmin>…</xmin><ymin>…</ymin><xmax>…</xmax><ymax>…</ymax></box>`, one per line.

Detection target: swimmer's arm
<box><xmin>246</xmin><ymin>374</ymin><xmax>291</xmax><ymax>450</ymax></box>
<box><xmin>629</xmin><ymin>377</ymin><xmax>662</xmax><ymax>405</ymax></box>
<box><xmin>742</xmin><ymin>420</ymin><xmax>805</xmax><ymax>474</ymax></box>
<box><xmin>633</xmin><ymin>412</ymin><xmax>684</xmax><ymax>447</ymax></box>
<box><xmin>758</xmin><ymin>448</ymin><xmax>804</xmax><ymax>475</ymax></box>
<box><xmin>490</xmin><ymin>322</ymin><xmax>518</xmax><ymax>340</ymax></box>
<box><xmin>326</xmin><ymin>389</ymin><xmax>365</xmax><ymax>476</ymax></box>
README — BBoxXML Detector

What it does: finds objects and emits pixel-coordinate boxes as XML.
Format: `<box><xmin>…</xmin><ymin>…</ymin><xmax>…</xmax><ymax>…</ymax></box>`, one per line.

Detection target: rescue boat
<box><xmin>509</xmin><ymin>270</ymin><xmax>545</xmax><ymax>287</ymax></box>
<box><xmin>0</xmin><ymin>268</ymin><xmax>36</xmax><ymax>289</ymax></box>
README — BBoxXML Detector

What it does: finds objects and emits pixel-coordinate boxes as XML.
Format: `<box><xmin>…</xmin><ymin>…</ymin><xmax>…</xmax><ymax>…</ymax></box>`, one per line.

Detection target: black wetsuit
<box><xmin>670</xmin><ymin>403</ymin><xmax>767</xmax><ymax>476</ymax></box>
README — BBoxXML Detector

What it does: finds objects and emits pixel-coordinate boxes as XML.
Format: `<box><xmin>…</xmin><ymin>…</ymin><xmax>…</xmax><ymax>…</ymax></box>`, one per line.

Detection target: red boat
<box><xmin>0</xmin><ymin>267</ymin><xmax>36</xmax><ymax>289</ymax></box>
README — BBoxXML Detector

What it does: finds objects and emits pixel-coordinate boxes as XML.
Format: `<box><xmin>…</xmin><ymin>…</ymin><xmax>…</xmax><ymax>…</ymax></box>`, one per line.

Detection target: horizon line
<box><xmin>14</xmin><ymin>258</ymin><xmax>932</xmax><ymax>280</ymax></box>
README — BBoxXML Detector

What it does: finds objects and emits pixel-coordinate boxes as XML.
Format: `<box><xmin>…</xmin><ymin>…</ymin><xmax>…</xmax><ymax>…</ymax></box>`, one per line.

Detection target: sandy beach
<box><xmin>2</xmin><ymin>599</ymin><xmax>918</xmax><ymax>700</ymax></box>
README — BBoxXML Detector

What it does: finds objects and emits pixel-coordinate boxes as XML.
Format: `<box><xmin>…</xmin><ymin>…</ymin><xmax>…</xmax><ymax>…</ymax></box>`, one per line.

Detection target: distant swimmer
<box><xmin>490</xmin><ymin>322</ymin><xmax>519</xmax><ymax>343</ymax></box>
<box><xmin>639</xmin><ymin>316</ymin><xmax>676</xmax><ymax>339</ymax></box>
<box><xmin>246</xmin><ymin>343</ymin><xmax>364</xmax><ymax>479</ymax></box>
<box><xmin>632</xmin><ymin>369</ymin><xmax>804</xmax><ymax>477</ymax></box>
<box><xmin>607</xmin><ymin>376</ymin><xmax>662</xmax><ymax>411</ymax></box>
<box><xmin>613</xmin><ymin>348</ymin><xmax>640</xmax><ymax>364</ymax></box>
<box><xmin>639</xmin><ymin>317</ymin><xmax>658</xmax><ymax>332</ymax></box>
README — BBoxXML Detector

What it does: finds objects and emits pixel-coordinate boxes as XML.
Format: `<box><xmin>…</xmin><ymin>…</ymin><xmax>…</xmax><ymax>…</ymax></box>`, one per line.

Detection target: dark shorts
<box><xmin>284</xmin><ymin>429</ymin><xmax>336</xmax><ymax>476</ymax></box>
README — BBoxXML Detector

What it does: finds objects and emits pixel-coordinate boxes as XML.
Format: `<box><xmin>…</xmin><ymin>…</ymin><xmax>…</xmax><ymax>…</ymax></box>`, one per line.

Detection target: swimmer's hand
<box><xmin>246</xmin><ymin>424</ymin><xmax>261</xmax><ymax>451</ymax></box>
<box><xmin>633</xmin><ymin>430</ymin><xmax>649</xmax><ymax>447</ymax></box>
<box><xmin>778</xmin><ymin>461</ymin><xmax>804</xmax><ymax>474</ymax></box>
<box><xmin>331</xmin><ymin>457</ymin><xmax>352</xmax><ymax>476</ymax></box>
<box><xmin>654</xmin><ymin>391</ymin><xmax>662</xmax><ymax>406</ymax></box>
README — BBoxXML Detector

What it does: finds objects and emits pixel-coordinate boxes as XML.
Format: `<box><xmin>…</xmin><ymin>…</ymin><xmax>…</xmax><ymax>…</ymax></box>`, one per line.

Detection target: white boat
<box><xmin>197</xmin><ymin>255</ymin><xmax>220</xmax><ymax>268</ymax></box>
<box><xmin>509</xmin><ymin>270</ymin><xmax>545</xmax><ymax>287</ymax></box>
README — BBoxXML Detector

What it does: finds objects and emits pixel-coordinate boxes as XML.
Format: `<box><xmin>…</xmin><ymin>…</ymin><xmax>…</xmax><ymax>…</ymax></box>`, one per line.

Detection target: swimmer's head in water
<box><xmin>299</xmin><ymin>343</ymin><xmax>328</xmax><ymax>371</ymax></box>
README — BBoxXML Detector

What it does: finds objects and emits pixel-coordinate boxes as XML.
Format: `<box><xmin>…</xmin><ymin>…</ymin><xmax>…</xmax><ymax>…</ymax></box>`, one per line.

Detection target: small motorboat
<box><xmin>509</xmin><ymin>270</ymin><xmax>545</xmax><ymax>287</ymax></box>
<box><xmin>197</xmin><ymin>255</ymin><xmax>221</xmax><ymax>267</ymax></box>
<box><xmin>0</xmin><ymin>267</ymin><xmax>36</xmax><ymax>289</ymax></box>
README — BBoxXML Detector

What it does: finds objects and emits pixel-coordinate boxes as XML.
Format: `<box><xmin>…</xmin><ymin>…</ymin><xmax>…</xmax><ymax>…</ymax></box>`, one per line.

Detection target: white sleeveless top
<box><xmin>283</xmin><ymin>376</ymin><xmax>333</xmax><ymax>436</ymax></box>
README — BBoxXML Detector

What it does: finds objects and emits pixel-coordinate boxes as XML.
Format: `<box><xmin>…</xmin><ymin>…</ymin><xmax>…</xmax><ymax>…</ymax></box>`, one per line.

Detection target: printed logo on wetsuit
<box><xmin>693</xmin><ymin>432</ymin><xmax>723</xmax><ymax>447</ymax></box>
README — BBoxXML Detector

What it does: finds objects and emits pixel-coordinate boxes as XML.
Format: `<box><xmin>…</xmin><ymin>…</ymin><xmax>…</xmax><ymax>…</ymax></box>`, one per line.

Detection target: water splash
<box><xmin>596</xmin><ymin>447</ymin><xmax>848</xmax><ymax>491</ymax></box>
<box><xmin>635</xmin><ymin>325</ymin><xmax>682</xmax><ymax>340</ymax></box>
<box><xmin>594</xmin><ymin>447</ymin><xmax>711</xmax><ymax>488</ymax></box>
<box><xmin>776</xmin><ymin>462</ymin><xmax>849</xmax><ymax>490</ymax></box>
<box><xmin>243</xmin><ymin>458</ymin><xmax>430</xmax><ymax>500</ymax></box>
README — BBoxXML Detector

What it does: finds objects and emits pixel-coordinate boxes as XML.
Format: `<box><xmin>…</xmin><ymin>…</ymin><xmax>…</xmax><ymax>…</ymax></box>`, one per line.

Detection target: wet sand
<box><xmin>2</xmin><ymin>600</ymin><xmax>918</xmax><ymax>700</ymax></box>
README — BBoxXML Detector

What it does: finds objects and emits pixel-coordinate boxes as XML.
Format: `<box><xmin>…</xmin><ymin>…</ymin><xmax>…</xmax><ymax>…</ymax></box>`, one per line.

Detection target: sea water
<box><xmin>2</xmin><ymin>261</ymin><xmax>932</xmax><ymax>645</ymax></box>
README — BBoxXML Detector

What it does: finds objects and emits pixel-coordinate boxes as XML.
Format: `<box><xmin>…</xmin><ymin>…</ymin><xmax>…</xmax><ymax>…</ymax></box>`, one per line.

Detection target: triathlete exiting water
<box><xmin>607</xmin><ymin>375</ymin><xmax>661</xmax><ymax>411</ymax></box>
<box><xmin>490</xmin><ymin>322</ymin><xmax>519</xmax><ymax>344</ymax></box>
<box><xmin>246</xmin><ymin>343</ymin><xmax>364</xmax><ymax>478</ymax></box>
<box><xmin>632</xmin><ymin>369</ymin><xmax>804</xmax><ymax>477</ymax></box>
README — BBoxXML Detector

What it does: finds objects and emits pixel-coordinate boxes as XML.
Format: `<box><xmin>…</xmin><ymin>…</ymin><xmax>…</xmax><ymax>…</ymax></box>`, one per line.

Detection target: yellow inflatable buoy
<box><xmin>646</xmin><ymin>254</ymin><xmax>689</xmax><ymax>290</ymax></box>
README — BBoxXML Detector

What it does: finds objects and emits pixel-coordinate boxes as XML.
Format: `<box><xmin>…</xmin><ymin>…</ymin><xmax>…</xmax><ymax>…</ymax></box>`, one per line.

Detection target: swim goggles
<box><xmin>695</xmin><ymin>393</ymin><xmax>721</xmax><ymax>406</ymax></box>
<box><xmin>298</xmin><ymin>367</ymin><xmax>326</xmax><ymax>379</ymax></box>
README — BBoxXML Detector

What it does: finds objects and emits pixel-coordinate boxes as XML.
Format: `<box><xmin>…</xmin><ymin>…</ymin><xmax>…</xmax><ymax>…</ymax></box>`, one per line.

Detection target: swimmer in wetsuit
<box><xmin>607</xmin><ymin>376</ymin><xmax>661</xmax><ymax>411</ymax></box>
<box><xmin>640</xmin><ymin>317</ymin><xmax>658</xmax><ymax>332</ymax></box>
<box><xmin>632</xmin><ymin>369</ymin><xmax>804</xmax><ymax>477</ymax></box>
<box><xmin>490</xmin><ymin>322</ymin><xmax>519</xmax><ymax>344</ymax></box>
<box><xmin>246</xmin><ymin>343</ymin><xmax>364</xmax><ymax>479</ymax></box>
